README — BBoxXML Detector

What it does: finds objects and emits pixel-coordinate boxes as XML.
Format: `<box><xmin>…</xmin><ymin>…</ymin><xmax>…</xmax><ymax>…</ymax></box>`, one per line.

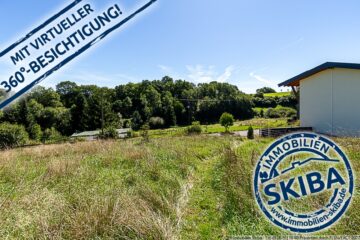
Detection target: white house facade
<box><xmin>279</xmin><ymin>62</ymin><xmax>360</xmax><ymax>137</ymax></box>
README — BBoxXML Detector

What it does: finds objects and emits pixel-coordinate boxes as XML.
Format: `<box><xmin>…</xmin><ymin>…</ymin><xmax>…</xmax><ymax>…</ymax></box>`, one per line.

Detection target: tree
<box><xmin>220</xmin><ymin>112</ymin><xmax>234</xmax><ymax>133</ymax></box>
<box><xmin>56</xmin><ymin>81</ymin><xmax>78</xmax><ymax>108</ymax></box>
<box><xmin>28</xmin><ymin>123</ymin><xmax>42</xmax><ymax>141</ymax></box>
<box><xmin>247</xmin><ymin>126</ymin><xmax>254</xmax><ymax>139</ymax></box>
<box><xmin>0</xmin><ymin>123</ymin><xmax>29</xmax><ymax>149</ymax></box>
<box><xmin>112</xmin><ymin>97</ymin><xmax>133</xmax><ymax>118</ymax></box>
<box><xmin>0</xmin><ymin>77</ymin><xmax>258</xmax><ymax>137</ymax></box>
<box><xmin>70</xmin><ymin>93</ymin><xmax>89</xmax><ymax>132</ymax></box>
<box><xmin>161</xmin><ymin>91</ymin><xmax>176</xmax><ymax>127</ymax></box>
<box><xmin>149</xmin><ymin>117</ymin><xmax>165</xmax><ymax>129</ymax></box>
<box><xmin>30</xmin><ymin>86</ymin><xmax>63</xmax><ymax>108</ymax></box>
<box><xmin>173</xmin><ymin>100</ymin><xmax>186</xmax><ymax>125</ymax></box>
<box><xmin>131</xmin><ymin>111</ymin><xmax>143</xmax><ymax>131</ymax></box>
<box><xmin>256</xmin><ymin>87</ymin><xmax>276</xmax><ymax>94</ymax></box>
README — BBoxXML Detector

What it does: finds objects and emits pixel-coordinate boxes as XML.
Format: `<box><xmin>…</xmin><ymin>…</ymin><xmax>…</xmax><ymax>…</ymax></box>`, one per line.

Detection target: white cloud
<box><xmin>217</xmin><ymin>65</ymin><xmax>235</xmax><ymax>83</ymax></box>
<box><xmin>186</xmin><ymin>65</ymin><xmax>235</xmax><ymax>83</ymax></box>
<box><xmin>249</xmin><ymin>71</ymin><xmax>274</xmax><ymax>85</ymax></box>
<box><xmin>158</xmin><ymin>64</ymin><xmax>172</xmax><ymax>72</ymax></box>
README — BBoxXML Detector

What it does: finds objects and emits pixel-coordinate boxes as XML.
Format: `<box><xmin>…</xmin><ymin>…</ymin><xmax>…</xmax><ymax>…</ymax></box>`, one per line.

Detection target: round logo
<box><xmin>253</xmin><ymin>132</ymin><xmax>354</xmax><ymax>233</ymax></box>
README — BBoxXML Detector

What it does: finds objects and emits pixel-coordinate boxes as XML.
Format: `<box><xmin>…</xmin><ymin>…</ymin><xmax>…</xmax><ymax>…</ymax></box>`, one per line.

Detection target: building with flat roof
<box><xmin>279</xmin><ymin>62</ymin><xmax>360</xmax><ymax>137</ymax></box>
<box><xmin>71</xmin><ymin>128</ymin><xmax>130</xmax><ymax>140</ymax></box>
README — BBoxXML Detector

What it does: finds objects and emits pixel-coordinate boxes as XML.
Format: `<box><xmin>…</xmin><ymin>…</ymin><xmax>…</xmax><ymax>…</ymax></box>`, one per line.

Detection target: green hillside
<box><xmin>263</xmin><ymin>91</ymin><xmax>292</xmax><ymax>97</ymax></box>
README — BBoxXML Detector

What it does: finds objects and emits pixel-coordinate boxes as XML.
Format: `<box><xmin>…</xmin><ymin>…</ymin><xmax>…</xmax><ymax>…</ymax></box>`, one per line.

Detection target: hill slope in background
<box><xmin>263</xmin><ymin>92</ymin><xmax>292</xmax><ymax>97</ymax></box>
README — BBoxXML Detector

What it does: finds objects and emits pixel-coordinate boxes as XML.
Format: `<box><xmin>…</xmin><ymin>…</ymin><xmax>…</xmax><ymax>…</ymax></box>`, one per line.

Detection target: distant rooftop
<box><xmin>278</xmin><ymin>62</ymin><xmax>360</xmax><ymax>87</ymax></box>
<box><xmin>71</xmin><ymin>128</ymin><xmax>130</xmax><ymax>138</ymax></box>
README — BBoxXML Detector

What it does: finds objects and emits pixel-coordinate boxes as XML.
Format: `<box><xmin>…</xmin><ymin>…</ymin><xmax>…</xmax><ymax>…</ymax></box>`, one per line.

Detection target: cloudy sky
<box><xmin>1</xmin><ymin>0</ymin><xmax>360</xmax><ymax>93</ymax></box>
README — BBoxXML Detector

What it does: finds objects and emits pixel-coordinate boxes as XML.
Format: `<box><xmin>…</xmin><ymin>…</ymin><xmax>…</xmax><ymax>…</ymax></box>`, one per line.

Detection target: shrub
<box><xmin>42</xmin><ymin>127</ymin><xmax>63</xmax><ymax>143</ymax></box>
<box><xmin>265</xmin><ymin>107</ymin><xmax>297</xmax><ymax>119</ymax></box>
<box><xmin>220</xmin><ymin>112</ymin><xmax>234</xmax><ymax>132</ymax></box>
<box><xmin>28</xmin><ymin>123</ymin><xmax>42</xmax><ymax>141</ymax></box>
<box><xmin>259</xmin><ymin>109</ymin><xmax>264</xmax><ymax>118</ymax></box>
<box><xmin>287</xmin><ymin>115</ymin><xmax>298</xmax><ymax>124</ymax></box>
<box><xmin>123</xmin><ymin>119</ymin><xmax>132</xmax><ymax>128</ymax></box>
<box><xmin>285</xmin><ymin>108</ymin><xmax>297</xmax><ymax>118</ymax></box>
<box><xmin>0</xmin><ymin>123</ymin><xmax>29</xmax><ymax>149</ymax></box>
<box><xmin>99</xmin><ymin>126</ymin><xmax>118</xmax><ymax>139</ymax></box>
<box><xmin>149</xmin><ymin>117</ymin><xmax>165</xmax><ymax>129</ymax></box>
<box><xmin>265</xmin><ymin>108</ymin><xmax>280</xmax><ymax>118</ymax></box>
<box><xmin>256</xmin><ymin>87</ymin><xmax>276</xmax><ymax>94</ymax></box>
<box><xmin>187</xmin><ymin>121</ymin><xmax>202</xmax><ymax>135</ymax></box>
<box><xmin>247</xmin><ymin>126</ymin><xmax>254</xmax><ymax>140</ymax></box>
<box><xmin>140</xmin><ymin>123</ymin><xmax>150</xmax><ymax>142</ymax></box>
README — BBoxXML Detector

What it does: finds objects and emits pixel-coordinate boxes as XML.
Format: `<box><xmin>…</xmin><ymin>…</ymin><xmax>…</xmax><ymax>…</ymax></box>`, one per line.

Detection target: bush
<box><xmin>140</xmin><ymin>123</ymin><xmax>150</xmax><ymax>142</ymax></box>
<box><xmin>220</xmin><ymin>112</ymin><xmax>234</xmax><ymax>132</ymax></box>
<box><xmin>123</xmin><ymin>119</ymin><xmax>132</xmax><ymax>128</ymax></box>
<box><xmin>99</xmin><ymin>126</ymin><xmax>118</xmax><ymax>139</ymax></box>
<box><xmin>287</xmin><ymin>115</ymin><xmax>298</xmax><ymax>124</ymax></box>
<box><xmin>265</xmin><ymin>107</ymin><xmax>297</xmax><ymax>119</ymax></box>
<box><xmin>149</xmin><ymin>117</ymin><xmax>165</xmax><ymax>129</ymax></box>
<box><xmin>187</xmin><ymin>121</ymin><xmax>202</xmax><ymax>135</ymax></box>
<box><xmin>264</xmin><ymin>108</ymin><xmax>280</xmax><ymax>118</ymax></box>
<box><xmin>259</xmin><ymin>109</ymin><xmax>264</xmax><ymax>118</ymax></box>
<box><xmin>247</xmin><ymin>126</ymin><xmax>254</xmax><ymax>139</ymax></box>
<box><xmin>256</xmin><ymin>87</ymin><xmax>276</xmax><ymax>94</ymax></box>
<box><xmin>285</xmin><ymin>108</ymin><xmax>297</xmax><ymax>118</ymax></box>
<box><xmin>0</xmin><ymin>123</ymin><xmax>29</xmax><ymax>149</ymax></box>
<box><xmin>28</xmin><ymin>123</ymin><xmax>42</xmax><ymax>141</ymax></box>
<box><xmin>42</xmin><ymin>127</ymin><xmax>63</xmax><ymax>143</ymax></box>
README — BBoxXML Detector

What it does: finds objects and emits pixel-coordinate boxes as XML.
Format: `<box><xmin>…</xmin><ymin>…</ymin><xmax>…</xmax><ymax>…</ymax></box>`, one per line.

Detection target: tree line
<box><xmin>0</xmin><ymin>76</ymin><xmax>269</xmax><ymax>138</ymax></box>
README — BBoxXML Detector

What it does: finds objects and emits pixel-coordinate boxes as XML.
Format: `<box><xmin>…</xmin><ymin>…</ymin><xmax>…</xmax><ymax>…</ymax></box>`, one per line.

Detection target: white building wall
<box><xmin>300</xmin><ymin>68</ymin><xmax>360</xmax><ymax>137</ymax></box>
<box><xmin>300</xmin><ymin>70</ymin><xmax>333</xmax><ymax>135</ymax></box>
<box><xmin>332</xmin><ymin>69</ymin><xmax>360</xmax><ymax>136</ymax></box>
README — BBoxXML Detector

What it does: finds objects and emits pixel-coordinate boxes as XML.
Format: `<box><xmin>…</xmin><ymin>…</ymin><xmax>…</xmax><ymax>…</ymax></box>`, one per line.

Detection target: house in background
<box><xmin>71</xmin><ymin>128</ymin><xmax>131</xmax><ymax>141</ymax></box>
<box><xmin>279</xmin><ymin>62</ymin><xmax>360</xmax><ymax>137</ymax></box>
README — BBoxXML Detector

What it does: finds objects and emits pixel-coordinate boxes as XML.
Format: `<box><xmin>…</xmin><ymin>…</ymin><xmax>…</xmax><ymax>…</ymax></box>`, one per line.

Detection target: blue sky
<box><xmin>1</xmin><ymin>0</ymin><xmax>360</xmax><ymax>93</ymax></box>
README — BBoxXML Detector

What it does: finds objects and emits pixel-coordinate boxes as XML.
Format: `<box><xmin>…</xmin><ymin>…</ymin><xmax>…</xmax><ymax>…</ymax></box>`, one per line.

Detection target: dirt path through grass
<box><xmin>178</xmin><ymin>140</ymin><xmax>244</xmax><ymax>239</ymax></box>
<box><xmin>179</xmin><ymin>154</ymin><xmax>225</xmax><ymax>239</ymax></box>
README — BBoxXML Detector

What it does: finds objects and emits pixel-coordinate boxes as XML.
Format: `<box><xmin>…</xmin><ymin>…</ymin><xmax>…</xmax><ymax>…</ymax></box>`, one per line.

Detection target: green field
<box><xmin>137</xmin><ymin>118</ymin><xmax>294</xmax><ymax>137</ymax></box>
<box><xmin>263</xmin><ymin>92</ymin><xmax>292</xmax><ymax>97</ymax></box>
<box><xmin>0</xmin><ymin>134</ymin><xmax>359</xmax><ymax>239</ymax></box>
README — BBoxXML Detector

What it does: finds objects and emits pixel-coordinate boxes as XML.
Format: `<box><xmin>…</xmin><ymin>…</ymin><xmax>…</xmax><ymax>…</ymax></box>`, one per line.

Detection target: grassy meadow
<box><xmin>136</xmin><ymin>118</ymin><xmax>293</xmax><ymax>138</ymax></box>
<box><xmin>0</xmin><ymin>134</ymin><xmax>359</xmax><ymax>239</ymax></box>
<box><xmin>263</xmin><ymin>92</ymin><xmax>292</xmax><ymax>97</ymax></box>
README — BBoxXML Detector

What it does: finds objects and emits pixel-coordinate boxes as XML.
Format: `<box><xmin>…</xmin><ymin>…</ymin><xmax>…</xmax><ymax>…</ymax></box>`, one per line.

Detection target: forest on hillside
<box><xmin>0</xmin><ymin>76</ymin><xmax>297</xmax><ymax>140</ymax></box>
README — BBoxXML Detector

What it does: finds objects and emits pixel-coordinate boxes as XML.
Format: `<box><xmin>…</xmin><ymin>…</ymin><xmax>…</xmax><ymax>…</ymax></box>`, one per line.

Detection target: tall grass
<box><xmin>221</xmin><ymin>137</ymin><xmax>360</xmax><ymax>237</ymax></box>
<box><xmin>0</xmin><ymin>135</ymin><xmax>359</xmax><ymax>239</ymax></box>
<box><xmin>0</xmin><ymin>137</ymin><xmax>228</xmax><ymax>239</ymax></box>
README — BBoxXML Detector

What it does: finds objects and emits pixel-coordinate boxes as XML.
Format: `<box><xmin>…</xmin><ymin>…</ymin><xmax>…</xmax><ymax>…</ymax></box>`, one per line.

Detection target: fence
<box><xmin>260</xmin><ymin>127</ymin><xmax>313</xmax><ymax>138</ymax></box>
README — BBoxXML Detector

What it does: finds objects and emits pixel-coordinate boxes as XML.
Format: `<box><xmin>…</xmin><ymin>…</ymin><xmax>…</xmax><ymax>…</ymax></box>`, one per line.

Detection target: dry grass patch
<box><xmin>0</xmin><ymin>136</ymin><xmax>229</xmax><ymax>239</ymax></box>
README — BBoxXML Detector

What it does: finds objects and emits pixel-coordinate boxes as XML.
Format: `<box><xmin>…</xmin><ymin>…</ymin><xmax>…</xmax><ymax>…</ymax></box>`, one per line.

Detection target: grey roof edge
<box><xmin>278</xmin><ymin>62</ymin><xmax>360</xmax><ymax>87</ymax></box>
